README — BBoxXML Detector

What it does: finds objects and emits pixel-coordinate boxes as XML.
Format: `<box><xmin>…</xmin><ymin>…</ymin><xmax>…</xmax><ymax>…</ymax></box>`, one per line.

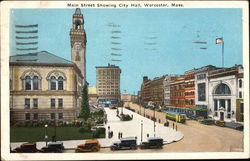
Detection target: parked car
<box><xmin>41</xmin><ymin>141</ymin><xmax>64</xmax><ymax>153</ymax></box>
<box><xmin>13</xmin><ymin>142</ymin><xmax>40</xmax><ymax>153</ymax></box>
<box><xmin>140</xmin><ymin>137</ymin><xmax>163</xmax><ymax>149</ymax></box>
<box><xmin>75</xmin><ymin>139</ymin><xmax>101</xmax><ymax>152</ymax></box>
<box><xmin>110</xmin><ymin>137</ymin><xmax>137</xmax><ymax>150</ymax></box>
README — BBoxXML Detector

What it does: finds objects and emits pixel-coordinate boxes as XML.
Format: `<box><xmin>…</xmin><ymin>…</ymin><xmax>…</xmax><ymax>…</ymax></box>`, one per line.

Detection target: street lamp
<box><xmin>141</xmin><ymin>120</ymin><xmax>143</xmax><ymax>143</ymax></box>
<box><xmin>44</xmin><ymin>124</ymin><xmax>48</xmax><ymax>146</ymax></box>
<box><xmin>153</xmin><ymin>104</ymin><xmax>156</xmax><ymax>137</ymax></box>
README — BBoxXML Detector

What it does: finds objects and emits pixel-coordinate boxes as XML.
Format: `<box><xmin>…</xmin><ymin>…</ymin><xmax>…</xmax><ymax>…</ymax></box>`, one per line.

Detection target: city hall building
<box><xmin>10</xmin><ymin>8</ymin><xmax>87</xmax><ymax>124</ymax></box>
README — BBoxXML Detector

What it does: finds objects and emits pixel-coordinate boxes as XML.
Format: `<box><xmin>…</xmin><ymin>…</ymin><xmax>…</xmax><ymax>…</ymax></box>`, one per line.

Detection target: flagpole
<box><xmin>222</xmin><ymin>37</ymin><xmax>224</xmax><ymax>67</ymax></box>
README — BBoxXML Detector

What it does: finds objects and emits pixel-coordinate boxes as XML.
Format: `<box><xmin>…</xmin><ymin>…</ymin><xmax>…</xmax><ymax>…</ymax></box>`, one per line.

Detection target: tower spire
<box><xmin>70</xmin><ymin>8</ymin><xmax>87</xmax><ymax>85</ymax></box>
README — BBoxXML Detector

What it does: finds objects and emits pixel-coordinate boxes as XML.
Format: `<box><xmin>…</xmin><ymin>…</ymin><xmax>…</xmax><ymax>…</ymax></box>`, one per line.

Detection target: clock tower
<box><xmin>70</xmin><ymin>8</ymin><xmax>87</xmax><ymax>85</ymax></box>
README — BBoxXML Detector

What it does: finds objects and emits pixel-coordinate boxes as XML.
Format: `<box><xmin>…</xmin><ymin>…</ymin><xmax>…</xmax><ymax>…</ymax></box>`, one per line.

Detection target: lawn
<box><xmin>10</xmin><ymin>126</ymin><xmax>105</xmax><ymax>142</ymax></box>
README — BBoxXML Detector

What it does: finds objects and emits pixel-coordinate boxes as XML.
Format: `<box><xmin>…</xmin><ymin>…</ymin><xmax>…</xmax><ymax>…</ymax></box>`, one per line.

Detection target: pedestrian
<box><xmin>121</xmin><ymin>132</ymin><xmax>123</xmax><ymax>138</ymax></box>
<box><xmin>118</xmin><ymin>132</ymin><xmax>120</xmax><ymax>139</ymax></box>
<box><xmin>176</xmin><ymin>125</ymin><xmax>178</xmax><ymax>131</ymax></box>
<box><xmin>111</xmin><ymin>131</ymin><xmax>113</xmax><ymax>138</ymax></box>
<box><xmin>147</xmin><ymin>134</ymin><xmax>149</xmax><ymax>138</ymax></box>
<box><xmin>173</xmin><ymin>122</ymin><xmax>175</xmax><ymax>129</ymax></box>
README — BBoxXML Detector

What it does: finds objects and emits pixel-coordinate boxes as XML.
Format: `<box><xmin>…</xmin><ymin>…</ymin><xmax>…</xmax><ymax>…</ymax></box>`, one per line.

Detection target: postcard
<box><xmin>0</xmin><ymin>0</ymin><xmax>249</xmax><ymax>160</ymax></box>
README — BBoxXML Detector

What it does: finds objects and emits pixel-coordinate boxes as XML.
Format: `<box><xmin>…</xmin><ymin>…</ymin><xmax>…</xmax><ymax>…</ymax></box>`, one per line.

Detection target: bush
<box><xmin>93</xmin><ymin>127</ymin><xmax>106</xmax><ymax>138</ymax></box>
<box><xmin>120</xmin><ymin>114</ymin><xmax>132</xmax><ymax>121</ymax></box>
<box><xmin>78</xmin><ymin>124</ymin><xmax>91</xmax><ymax>133</ymax></box>
<box><xmin>96</xmin><ymin>118</ymin><xmax>104</xmax><ymax>124</ymax></box>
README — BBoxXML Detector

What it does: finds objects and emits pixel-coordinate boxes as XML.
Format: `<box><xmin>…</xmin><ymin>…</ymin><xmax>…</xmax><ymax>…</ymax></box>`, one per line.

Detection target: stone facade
<box><xmin>10</xmin><ymin>63</ymin><xmax>83</xmax><ymax>124</ymax></box>
<box><xmin>207</xmin><ymin>65</ymin><xmax>244</xmax><ymax>122</ymax></box>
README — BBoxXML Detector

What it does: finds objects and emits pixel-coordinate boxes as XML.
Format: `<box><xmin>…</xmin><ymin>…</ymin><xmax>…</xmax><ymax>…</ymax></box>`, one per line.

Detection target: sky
<box><xmin>10</xmin><ymin>8</ymin><xmax>243</xmax><ymax>94</ymax></box>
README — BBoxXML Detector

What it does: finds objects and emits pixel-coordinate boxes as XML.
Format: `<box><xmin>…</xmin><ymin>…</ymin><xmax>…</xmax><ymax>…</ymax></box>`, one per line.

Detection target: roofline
<box><xmin>10</xmin><ymin>62</ymin><xmax>83</xmax><ymax>79</ymax></box>
<box><xmin>96</xmin><ymin>66</ymin><xmax>120</xmax><ymax>69</ymax></box>
<box><xmin>10</xmin><ymin>51</ymin><xmax>74</xmax><ymax>64</ymax></box>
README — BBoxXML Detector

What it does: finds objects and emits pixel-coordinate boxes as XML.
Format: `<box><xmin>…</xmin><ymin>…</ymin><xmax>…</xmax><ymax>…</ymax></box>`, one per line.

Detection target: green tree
<box><xmin>79</xmin><ymin>84</ymin><xmax>90</xmax><ymax>120</ymax></box>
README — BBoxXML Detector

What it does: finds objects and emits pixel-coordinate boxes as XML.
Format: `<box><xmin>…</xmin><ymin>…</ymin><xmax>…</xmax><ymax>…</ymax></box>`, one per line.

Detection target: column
<box><xmin>225</xmin><ymin>99</ymin><xmax>228</xmax><ymax>112</ymax></box>
<box><xmin>217</xmin><ymin>100</ymin><xmax>220</xmax><ymax>110</ymax></box>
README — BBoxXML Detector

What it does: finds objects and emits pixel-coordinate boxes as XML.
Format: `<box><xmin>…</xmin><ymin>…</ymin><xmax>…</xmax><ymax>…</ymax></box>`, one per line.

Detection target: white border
<box><xmin>1</xmin><ymin>1</ymin><xmax>249</xmax><ymax>160</ymax></box>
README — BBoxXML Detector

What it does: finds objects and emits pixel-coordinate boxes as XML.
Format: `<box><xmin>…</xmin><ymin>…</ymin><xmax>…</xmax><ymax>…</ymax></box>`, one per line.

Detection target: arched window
<box><xmin>58</xmin><ymin>76</ymin><xmax>64</xmax><ymax>90</ymax></box>
<box><xmin>50</xmin><ymin>76</ymin><xmax>57</xmax><ymax>90</ymax></box>
<box><xmin>25</xmin><ymin>76</ymin><xmax>31</xmax><ymax>90</ymax></box>
<box><xmin>215</xmin><ymin>83</ymin><xmax>231</xmax><ymax>95</ymax></box>
<box><xmin>239</xmin><ymin>79</ymin><xmax>242</xmax><ymax>88</ymax></box>
<box><xmin>33</xmin><ymin>76</ymin><xmax>39</xmax><ymax>90</ymax></box>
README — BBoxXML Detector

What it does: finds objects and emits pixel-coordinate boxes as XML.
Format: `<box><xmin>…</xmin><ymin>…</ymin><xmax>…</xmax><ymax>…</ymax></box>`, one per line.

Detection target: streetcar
<box><xmin>166</xmin><ymin>111</ymin><xmax>186</xmax><ymax>123</ymax></box>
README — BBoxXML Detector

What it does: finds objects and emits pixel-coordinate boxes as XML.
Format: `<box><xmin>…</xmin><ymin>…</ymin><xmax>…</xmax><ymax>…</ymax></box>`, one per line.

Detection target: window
<box><xmin>239</xmin><ymin>92</ymin><xmax>242</xmax><ymax>98</ymax></box>
<box><xmin>58</xmin><ymin>76</ymin><xmax>64</xmax><ymax>90</ymax></box>
<box><xmin>220</xmin><ymin>99</ymin><xmax>225</xmax><ymax>108</ymax></box>
<box><xmin>240</xmin><ymin>103</ymin><xmax>244</xmax><ymax>113</ymax></box>
<box><xmin>227</xmin><ymin>114</ymin><xmax>231</xmax><ymax>119</ymax></box>
<box><xmin>215</xmin><ymin>83</ymin><xmax>231</xmax><ymax>95</ymax></box>
<box><xmin>50</xmin><ymin>76</ymin><xmax>57</xmax><ymax>90</ymax></box>
<box><xmin>50</xmin><ymin>75</ymin><xmax>65</xmax><ymax>90</ymax></box>
<box><xmin>214</xmin><ymin>99</ymin><xmax>218</xmax><ymax>111</ymax></box>
<box><xmin>33</xmin><ymin>113</ymin><xmax>38</xmax><ymax>120</ymax></box>
<box><xmin>197</xmin><ymin>74</ymin><xmax>206</xmax><ymax>80</ymax></box>
<box><xmin>24</xmin><ymin>75</ymin><xmax>40</xmax><ymax>90</ymax></box>
<box><xmin>50</xmin><ymin>113</ymin><xmax>55</xmax><ymax>120</ymax></box>
<box><xmin>51</xmin><ymin>99</ymin><xmax>55</xmax><ymax>108</ymax></box>
<box><xmin>59</xmin><ymin>113</ymin><xmax>63</xmax><ymax>119</ymax></box>
<box><xmin>25</xmin><ymin>98</ymin><xmax>30</xmax><ymax>109</ymax></box>
<box><xmin>239</xmin><ymin>79</ymin><xmax>242</xmax><ymax>88</ymax></box>
<box><xmin>33</xmin><ymin>98</ymin><xmax>38</xmax><ymax>109</ymax></box>
<box><xmin>33</xmin><ymin>76</ymin><xmax>39</xmax><ymax>90</ymax></box>
<box><xmin>58</xmin><ymin>99</ymin><xmax>63</xmax><ymax>108</ymax></box>
<box><xmin>227</xmin><ymin>100</ymin><xmax>231</xmax><ymax>112</ymax></box>
<box><xmin>25</xmin><ymin>113</ymin><xmax>30</xmax><ymax>120</ymax></box>
<box><xmin>215</xmin><ymin>112</ymin><xmax>218</xmax><ymax>116</ymax></box>
<box><xmin>25</xmin><ymin>76</ymin><xmax>31</xmax><ymax>90</ymax></box>
<box><xmin>198</xmin><ymin>83</ymin><xmax>206</xmax><ymax>101</ymax></box>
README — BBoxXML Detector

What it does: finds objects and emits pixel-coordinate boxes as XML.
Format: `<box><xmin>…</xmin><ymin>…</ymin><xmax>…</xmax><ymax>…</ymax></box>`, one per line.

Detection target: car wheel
<box><xmin>92</xmin><ymin>148</ymin><xmax>98</xmax><ymax>152</ymax></box>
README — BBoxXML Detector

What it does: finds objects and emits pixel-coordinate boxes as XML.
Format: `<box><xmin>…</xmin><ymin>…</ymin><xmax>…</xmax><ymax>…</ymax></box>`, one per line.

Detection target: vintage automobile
<box><xmin>13</xmin><ymin>142</ymin><xmax>40</xmax><ymax>153</ymax></box>
<box><xmin>110</xmin><ymin>137</ymin><xmax>137</xmax><ymax>151</ymax></box>
<box><xmin>140</xmin><ymin>137</ymin><xmax>163</xmax><ymax>149</ymax></box>
<box><xmin>75</xmin><ymin>139</ymin><xmax>101</xmax><ymax>152</ymax></box>
<box><xmin>40</xmin><ymin>141</ymin><xmax>64</xmax><ymax>153</ymax></box>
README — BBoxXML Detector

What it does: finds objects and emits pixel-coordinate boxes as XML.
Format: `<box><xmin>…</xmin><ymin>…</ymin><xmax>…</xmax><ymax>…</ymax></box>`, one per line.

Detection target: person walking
<box><xmin>121</xmin><ymin>132</ymin><xmax>123</xmax><ymax>138</ymax></box>
<box><xmin>173</xmin><ymin>122</ymin><xmax>175</xmax><ymax>129</ymax></box>
<box><xmin>176</xmin><ymin>125</ymin><xmax>178</xmax><ymax>131</ymax></box>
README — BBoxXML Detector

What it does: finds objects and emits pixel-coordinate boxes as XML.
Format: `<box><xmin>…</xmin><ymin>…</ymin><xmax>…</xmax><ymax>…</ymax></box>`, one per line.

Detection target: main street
<box><xmin>10</xmin><ymin>104</ymin><xmax>243</xmax><ymax>152</ymax></box>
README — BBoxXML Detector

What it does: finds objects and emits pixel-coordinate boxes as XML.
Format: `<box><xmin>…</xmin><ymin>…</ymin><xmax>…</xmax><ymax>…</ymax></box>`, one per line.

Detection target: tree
<box><xmin>79</xmin><ymin>84</ymin><xmax>90</xmax><ymax>120</ymax></box>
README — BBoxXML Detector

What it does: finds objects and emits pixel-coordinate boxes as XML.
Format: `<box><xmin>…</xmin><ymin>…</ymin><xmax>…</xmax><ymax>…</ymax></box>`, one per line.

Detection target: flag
<box><xmin>216</xmin><ymin>38</ymin><xmax>223</xmax><ymax>44</ymax></box>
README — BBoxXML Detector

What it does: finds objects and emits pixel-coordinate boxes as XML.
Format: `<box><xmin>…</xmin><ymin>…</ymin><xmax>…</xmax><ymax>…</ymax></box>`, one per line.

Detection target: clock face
<box><xmin>74</xmin><ymin>44</ymin><xmax>82</xmax><ymax>51</ymax></box>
